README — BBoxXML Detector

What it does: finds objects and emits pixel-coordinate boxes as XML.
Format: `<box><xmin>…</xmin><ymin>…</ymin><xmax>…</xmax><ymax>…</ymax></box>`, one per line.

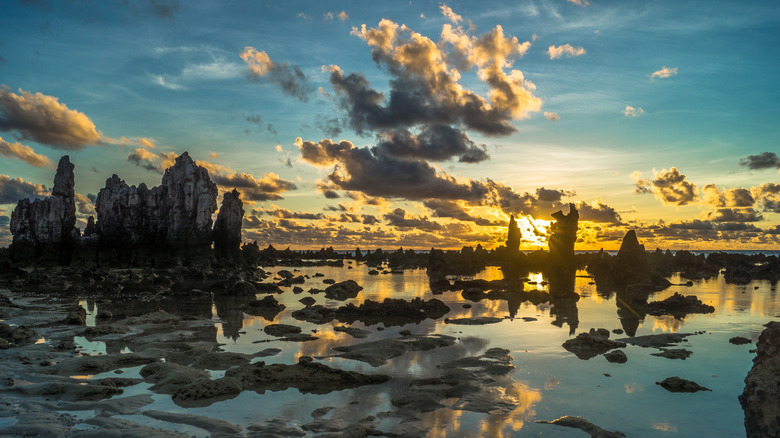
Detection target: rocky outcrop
<box><xmin>213</xmin><ymin>189</ymin><xmax>244</xmax><ymax>259</ymax></box>
<box><xmin>548</xmin><ymin>203</ymin><xmax>579</xmax><ymax>274</ymax></box>
<box><xmin>94</xmin><ymin>152</ymin><xmax>219</xmax><ymax>265</ymax></box>
<box><xmin>740</xmin><ymin>321</ymin><xmax>780</xmax><ymax>438</ymax></box>
<box><xmin>9</xmin><ymin>156</ymin><xmax>78</xmax><ymax>264</ymax></box>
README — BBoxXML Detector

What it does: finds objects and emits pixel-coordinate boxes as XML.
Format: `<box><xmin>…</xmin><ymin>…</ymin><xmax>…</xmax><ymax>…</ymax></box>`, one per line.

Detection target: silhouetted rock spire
<box><xmin>9</xmin><ymin>156</ymin><xmax>78</xmax><ymax>263</ymax></box>
<box><xmin>213</xmin><ymin>189</ymin><xmax>244</xmax><ymax>259</ymax></box>
<box><xmin>506</xmin><ymin>215</ymin><xmax>520</xmax><ymax>252</ymax></box>
<box><xmin>548</xmin><ymin>203</ymin><xmax>579</xmax><ymax>274</ymax></box>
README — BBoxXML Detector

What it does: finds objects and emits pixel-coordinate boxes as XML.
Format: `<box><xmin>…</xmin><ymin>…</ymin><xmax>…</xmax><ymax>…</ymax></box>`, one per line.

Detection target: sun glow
<box><xmin>516</xmin><ymin>216</ymin><xmax>551</xmax><ymax>249</ymax></box>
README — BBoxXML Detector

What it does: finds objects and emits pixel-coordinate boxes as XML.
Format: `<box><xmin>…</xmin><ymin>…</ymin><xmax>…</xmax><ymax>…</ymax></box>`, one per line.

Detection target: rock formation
<box><xmin>8</xmin><ymin>152</ymin><xmax>245</xmax><ymax>267</ymax></box>
<box><xmin>213</xmin><ymin>189</ymin><xmax>244</xmax><ymax>259</ymax></box>
<box><xmin>94</xmin><ymin>152</ymin><xmax>219</xmax><ymax>265</ymax></box>
<box><xmin>9</xmin><ymin>156</ymin><xmax>78</xmax><ymax>264</ymax></box>
<box><xmin>506</xmin><ymin>214</ymin><xmax>520</xmax><ymax>252</ymax></box>
<box><xmin>548</xmin><ymin>203</ymin><xmax>578</xmax><ymax>274</ymax></box>
<box><xmin>740</xmin><ymin>321</ymin><xmax>780</xmax><ymax>438</ymax></box>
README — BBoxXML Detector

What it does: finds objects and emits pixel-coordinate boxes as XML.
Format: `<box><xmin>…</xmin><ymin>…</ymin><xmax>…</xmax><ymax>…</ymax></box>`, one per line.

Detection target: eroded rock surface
<box><xmin>644</xmin><ymin>292</ymin><xmax>715</xmax><ymax>318</ymax></box>
<box><xmin>212</xmin><ymin>189</ymin><xmax>244</xmax><ymax>259</ymax></box>
<box><xmin>563</xmin><ymin>328</ymin><xmax>626</xmax><ymax>360</ymax></box>
<box><xmin>740</xmin><ymin>321</ymin><xmax>780</xmax><ymax>438</ymax></box>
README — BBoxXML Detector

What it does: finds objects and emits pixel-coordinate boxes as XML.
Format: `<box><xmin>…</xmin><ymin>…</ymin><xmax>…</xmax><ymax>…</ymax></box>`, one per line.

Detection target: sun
<box><xmin>515</xmin><ymin>216</ymin><xmax>551</xmax><ymax>249</ymax></box>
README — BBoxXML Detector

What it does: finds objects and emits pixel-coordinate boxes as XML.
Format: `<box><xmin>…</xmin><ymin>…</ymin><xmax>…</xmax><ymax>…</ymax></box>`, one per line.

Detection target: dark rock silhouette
<box><xmin>213</xmin><ymin>189</ymin><xmax>244</xmax><ymax>259</ymax></box>
<box><xmin>95</xmin><ymin>152</ymin><xmax>218</xmax><ymax>265</ymax></box>
<box><xmin>9</xmin><ymin>156</ymin><xmax>78</xmax><ymax>264</ymax></box>
<box><xmin>7</xmin><ymin>153</ymin><xmax>247</xmax><ymax>267</ymax></box>
<box><xmin>740</xmin><ymin>321</ymin><xmax>780</xmax><ymax>438</ymax></box>
<box><xmin>548</xmin><ymin>203</ymin><xmax>578</xmax><ymax>275</ymax></box>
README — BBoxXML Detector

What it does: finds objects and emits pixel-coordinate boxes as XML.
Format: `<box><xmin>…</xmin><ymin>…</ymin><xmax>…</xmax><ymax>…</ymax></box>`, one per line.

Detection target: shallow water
<box><xmin>71</xmin><ymin>263</ymin><xmax>778</xmax><ymax>437</ymax></box>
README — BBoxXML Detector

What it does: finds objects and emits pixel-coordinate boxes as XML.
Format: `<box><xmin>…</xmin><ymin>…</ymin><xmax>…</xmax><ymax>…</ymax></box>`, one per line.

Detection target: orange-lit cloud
<box><xmin>0</xmin><ymin>137</ymin><xmax>55</xmax><ymax>168</ymax></box>
<box><xmin>634</xmin><ymin>168</ymin><xmax>698</xmax><ymax>206</ymax></box>
<box><xmin>548</xmin><ymin>44</ymin><xmax>586</xmax><ymax>59</ymax></box>
<box><xmin>0</xmin><ymin>86</ymin><xmax>103</xmax><ymax>149</ymax></box>
<box><xmin>651</xmin><ymin>66</ymin><xmax>678</xmax><ymax>80</ymax></box>
<box><xmin>240</xmin><ymin>47</ymin><xmax>312</xmax><ymax>101</ymax></box>
<box><xmin>544</xmin><ymin>112</ymin><xmax>559</xmax><ymax>121</ymax></box>
<box><xmin>0</xmin><ymin>175</ymin><xmax>48</xmax><ymax>204</ymax></box>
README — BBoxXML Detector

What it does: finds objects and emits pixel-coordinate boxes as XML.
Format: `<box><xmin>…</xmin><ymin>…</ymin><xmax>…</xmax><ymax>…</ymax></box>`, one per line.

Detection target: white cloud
<box><xmin>651</xmin><ymin>66</ymin><xmax>678</xmax><ymax>80</ymax></box>
<box><xmin>623</xmin><ymin>105</ymin><xmax>645</xmax><ymax>117</ymax></box>
<box><xmin>548</xmin><ymin>44</ymin><xmax>586</xmax><ymax>59</ymax></box>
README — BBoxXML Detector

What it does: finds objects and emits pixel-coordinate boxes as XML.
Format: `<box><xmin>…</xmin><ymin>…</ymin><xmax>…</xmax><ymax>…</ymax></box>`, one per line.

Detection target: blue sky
<box><xmin>1</xmin><ymin>0</ymin><xmax>779</xmax><ymax>249</ymax></box>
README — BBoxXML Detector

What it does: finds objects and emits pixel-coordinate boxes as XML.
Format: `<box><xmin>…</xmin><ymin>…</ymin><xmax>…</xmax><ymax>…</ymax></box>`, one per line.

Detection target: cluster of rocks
<box><xmin>740</xmin><ymin>321</ymin><xmax>780</xmax><ymax>437</ymax></box>
<box><xmin>8</xmin><ymin>153</ymin><xmax>245</xmax><ymax>267</ymax></box>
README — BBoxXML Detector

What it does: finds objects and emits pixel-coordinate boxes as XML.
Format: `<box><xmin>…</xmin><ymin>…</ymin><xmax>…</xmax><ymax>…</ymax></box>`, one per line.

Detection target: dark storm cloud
<box><xmin>536</xmin><ymin>187</ymin><xmax>570</xmax><ymax>203</ymax></box>
<box><xmin>0</xmin><ymin>175</ymin><xmax>48</xmax><ymax>204</ymax></box>
<box><xmin>739</xmin><ymin>152</ymin><xmax>780</xmax><ymax>170</ymax></box>
<box><xmin>241</xmin><ymin>47</ymin><xmax>312</xmax><ymax>102</ymax></box>
<box><xmin>373</xmin><ymin>125</ymin><xmax>488</xmax><ymax>163</ymax></box>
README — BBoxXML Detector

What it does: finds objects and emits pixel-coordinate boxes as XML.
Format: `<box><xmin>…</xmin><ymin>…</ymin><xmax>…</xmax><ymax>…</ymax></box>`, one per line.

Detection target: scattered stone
<box><xmin>656</xmin><ymin>376</ymin><xmax>711</xmax><ymax>393</ymax></box>
<box><xmin>563</xmin><ymin>328</ymin><xmax>627</xmax><ymax>360</ymax></box>
<box><xmin>536</xmin><ymin>416</ymin><xmax>626</xmax><ymax>437</ymax></box>
<box><xmin>324</xmin><ymin>280</ymin><xmax>363</xmax><ymax>300</ymax></box>
<box><xmin>644</xmin><ymin>292</ymin><xmax>715</xmax><ymax>318</ymax></box>
<box><xmin>242</xmin><ymin>295</ymin><xmax>285</xmax><ymax>318</ymax></box>
<box><xmin>604</xmin><ymin>350</ymin><xmax>627</xmax><ymax>363</ymax></box>
<box><xmin>444</xmin><ymin>316</ymin><xmax>504</xmax><ymax>325</ymax></box>
<box><xmin>333</xmin><ymin>326</ymin><xmax>371</xmax><ymax>338</ymax></box>
<box><xmin>651</xmin><ymin>348</ymin><xmax>692</xmax><ymax>360</ymax></box>
<box><xmin>617</xmin><ymin>332</ymin><xmax>697</xmax><ymax>348</ymax></box>
<box><xmin>730</xmin><ymin>336</ymin><xmax>752</xmax><ymax>345</ymax></box>
<box><xmin>332</xmin><ymin>334</ymin><xmax>456</xmax><ymax>366</ymax></box>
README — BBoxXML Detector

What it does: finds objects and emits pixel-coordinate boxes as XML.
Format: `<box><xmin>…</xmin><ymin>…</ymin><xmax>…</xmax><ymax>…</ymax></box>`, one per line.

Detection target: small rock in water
<box><xmin>729</xmin><ymin>336</ymin><xmax>752</xmax><ymax>345</ymax></box>
<box><xmin>604</xmin><ymin>350</ymin><xmax>627</xmax><ymax>363</ymax></box>
<box><xmin>656</xmin><ymin>376</ymin><xmax>711</xmax><ymax>393</ymax></box>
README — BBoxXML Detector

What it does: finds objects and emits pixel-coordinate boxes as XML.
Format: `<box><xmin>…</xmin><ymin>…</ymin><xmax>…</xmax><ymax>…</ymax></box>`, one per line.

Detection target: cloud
<box><xmin>440</xmin><ymin>5</ymin><xmax>462</xmax><ymax>24</ymax></box>
<box><xmin>637</xmin><ymin>167</ymin><xmax>698</xmax><ymax>206</ymax></box>
<box><xmin>752</xmin><ymin>182</ymin><xmax>780</xmax><ymax>213</ymax></box>
<box><xmin>373</xmin><ymin>125</ymin><xmax>489</xmax><ymax>163</ymax></box>
<box><xmin>211</xmin><ymin>171</ymin><xmax>297</xmax><ymax>202</ymax></box>
<box><xmin>423</xmin><ymin>199</ymin><xmax>501</xmax><ymax>226</ymax></box>
<box><xmin>74</xmin><ymin>192</ymin><xmax>94</xmax><ymax>215</ymax></box>
<box><xmin>0</xmin><ymin>136</ymin><xmax>55</xmax><ymax>168</ymax></box>
<box><xmin>651</xmin><ymin>66</ymin><xmax>678</xmax><ymax>80</ymax></box>
<box><xmin>146</xmin><ymin>0</ymin><xmax>179</xmax><ymax>19</ymax></box>
<box><xmin>702</xmin><ymin>184</ymin><xmax>755</xmax><ymax>207</ymax></box>
<box><xmin>384</xmin><ymin>208</ymin><xmax>444</xmax><ymax>232</ymax></box>
<box><xmin>548</xmin><ymin>44</ymin><xmax>586</xmax><ymax>59</ymax></box>
<box><xmin>324</xmin><ymin>11</ymin><xmax>349</xmax><ymax>21</ymax></box>
<box><xmin>576</xmin><ymin>200</ymin><xmax>623</xmax><ymax>224</ymax></box>
<box><xmin>623</xmin><ymin>105</ymin><xmax>645</xmax><ymax>117</ymax></box>
<box><xmin>544</xmin><ymin>112</ymin><xmax>559</xmax><ymax>121</ymax></box>
<box><xmin>705</xmin><ymin>208</ymin><xmax>763</xmax><ymax>223</ymax></box>
<box><xmin>0</xmin><ymin>86</ymin><xmax>103</xmax><ymax>149</ymax></box>
<box><xmin>739</xmin><ymin>152</ymin><xmax>780</xmax><ymax>170</ymax></box>
<box><xmin>334</xmin><ymin>18</ymin><xmax>540</xmax><ymax>136</ymax></box>
<box><xmin>240</xmin><ymin>47</ymin><xmax>312</xmax><ymax>101</ymax></box>
<box><xmin>566</xmin><ymin>0</ymin><xmax>589</xmax><ymax>6</ymax></box>
<box><xmin>0</xmin><ymin>175</ymin><xmax>48</xmax><ymax>204</ymax></box>
<box><xmin>259</xmin><ymin>207</ymin><xmax>324</xmax><ymax>220</ymax></box>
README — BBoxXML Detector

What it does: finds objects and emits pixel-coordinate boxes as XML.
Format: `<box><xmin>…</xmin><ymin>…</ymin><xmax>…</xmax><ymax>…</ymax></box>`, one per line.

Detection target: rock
<box><xmin>730</xmin><ymin>336</ymin><xmax>752</xmax><ymax>345</ymax></box>
<box><xmin>324</xmin><ymin>280</ymin><xmax>363</xmax><ymax>300</ymax></box>
<box><xmin>617</xmin><ymin>332</ymin><xmax>698</xmax><ymax>348</ymax></box>
<box><xmin>740</xmin><ymin>321</ymin><xmax>780</xmax><ymax>437</ymax></box>
<box><xmin>291</xmin><ymin>305</ymin><xmax>336</xmax><ymax>324</ymax></box>
<box><xmin>333</xmin><ymin>325</ymin><xmax>371</xmax><ymax>338</ymax></box>
<box><xmin>656</xmin><ymin>376</ymin><xmax>711</xmax><ymax>393</ymax></box>
<box><xmin>264</xmin><ymin>324</ymin><xmax>302</xmax><ymax>337</ymax></box>
<box><xmin>10</xmin><ymin>156</ymin><xmax>77</xmax><ymax>264</ymax></box>
<box><xmin>64</xmin><ymin>306</ymin><xmax>87</xmax><ymax>325</ymax></box>
<box><xmin>604</xmin><ymin>350</ymin><xmax>627</xmax><ymax>363</ymax></box>
<box><xmin>536</xmin><ymin>416</ymin><xmax>626</xmax><ymax>437</ymax></box>
<box><xmin>299</xmin><ymin>296</ymin><xmax>316</xmax><ymax>306</ymax></box>
<box><xmin>226</xmin><ymin>280</ymin><xmax>257</xmax><ymax>296</ymax></box>
<box><xmin>644</xmin><ymin>292</ymin><xmax>715</xmax><ymax>318</ymax></box>
<box><xmin>444</xmin><ymin>316</ymin><xmax>504</xmax><ymax>325</ymax></box>
<box><xmin>212</xmin><ymin>189</ymin><xmax>244</xmax><ymax>259</ymax></box>
<box><xmin>143</xmin><ymin>410</ymin><xmax>243</xmax><ymax>435</ymax></box>
<box><xmin>140</xmin><ymin>362</ymin><xmax>210</xmax><ymax>394</ymax></box>
<box><xmin>333</xmin><ymin>297</ymin><xmax>450</xmax><ymax>326</ymax></box>
<box><xmin>563</xmin><ymin>328</ymin><xmax>627</xmax><ymax>360</ymax></box>
<box><xmin>548</xmin><ymin>203</ymin><xmax>579</xmax><ymax>274</ymax></box>
<box><xmin>332</xmin><ymin>334</ymin><xmax>457</xmax><ymax>366</ymax></box>
<box><xmin>242</xmin><ymin>296</ymin><xmax>285</xmax><ymax>319</ymax></box>
<box><xmin>651</xmin><ymin>348</ymin><xmax>692</xmax><ymax>360</ymax></box>
<box><xmin>0</xmin><ymin>323</ymin><xmax>37</xmax><ymax>348</ymax></box>
<box><xmin>95</xmin><ymin>152</ymin><xmax>218</xmax><ymax>264</ymax></box>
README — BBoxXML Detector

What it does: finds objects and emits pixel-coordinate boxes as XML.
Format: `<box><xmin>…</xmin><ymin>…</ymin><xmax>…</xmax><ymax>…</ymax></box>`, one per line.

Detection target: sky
<box><xmin>1</xmin><ymin>0</ymin><xmax>779</xmax><ymax>250</ymax></box>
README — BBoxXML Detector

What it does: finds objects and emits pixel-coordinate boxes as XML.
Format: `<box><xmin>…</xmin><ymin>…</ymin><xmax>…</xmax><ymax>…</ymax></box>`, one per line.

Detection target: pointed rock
<box><xmin>213</xmin><ymin>189</ymin><xmax>244</xmax><ymax>258</ymax></box>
